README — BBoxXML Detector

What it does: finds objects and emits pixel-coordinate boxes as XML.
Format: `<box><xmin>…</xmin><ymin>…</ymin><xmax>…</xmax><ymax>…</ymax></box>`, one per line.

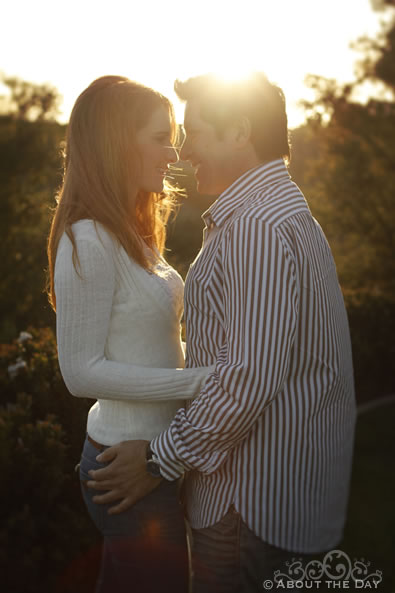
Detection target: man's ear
<box><xmin>233</xmin><ymin>116</ymin><xmax>252</xmax><ymax>147</ymax></box>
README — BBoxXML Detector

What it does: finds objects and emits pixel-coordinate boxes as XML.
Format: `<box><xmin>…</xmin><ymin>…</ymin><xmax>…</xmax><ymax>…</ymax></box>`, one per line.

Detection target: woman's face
<box><xmin>135</xmin><ymin>105</ymin><xmax>178</xmax><ymax>193</ymax></box>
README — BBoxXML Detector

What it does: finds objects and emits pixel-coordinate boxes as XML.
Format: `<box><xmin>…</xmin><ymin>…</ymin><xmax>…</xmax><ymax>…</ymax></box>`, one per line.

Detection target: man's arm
<box><xmin>152</xmin><ymin>217</ymin><xmax>298</xmax><ymax>479</ymax></box>
<box><xmin>88</xmin><ymin>217</ymin><xmax>298</xmax><ymax>511</ymax></box>
<box><xmin>87</xmin><ymin>440</ymin><xmax>162</xmax><ymax>514</ymax></box>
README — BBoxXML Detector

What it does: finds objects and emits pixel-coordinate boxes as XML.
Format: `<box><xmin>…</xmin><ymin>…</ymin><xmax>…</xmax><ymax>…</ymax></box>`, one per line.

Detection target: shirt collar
<box><xmin>203</xmin><ymin>159</ymin><xmax>291</xmax><ymax>228</ymax></box>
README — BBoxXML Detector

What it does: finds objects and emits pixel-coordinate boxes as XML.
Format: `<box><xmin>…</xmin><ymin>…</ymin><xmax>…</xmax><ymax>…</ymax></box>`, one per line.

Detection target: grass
<box><xmin>340</xmin><ymin>401</ymin><xmax>395</xmax><ymax>592</ymax></box>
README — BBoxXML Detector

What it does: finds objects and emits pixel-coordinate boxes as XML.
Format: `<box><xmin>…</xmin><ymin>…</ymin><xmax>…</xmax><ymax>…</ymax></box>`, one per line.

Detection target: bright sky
<box><xmin>0</xmin><ymin>0</ymin><xmax>388</xmax><ymax>127</ymax></box>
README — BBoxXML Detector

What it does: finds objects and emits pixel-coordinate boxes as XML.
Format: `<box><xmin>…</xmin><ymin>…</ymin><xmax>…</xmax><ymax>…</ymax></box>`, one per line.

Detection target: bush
<box><xmin>0</xmin><ymin>290</ymin><xmax>393</xmax><ymax>591</ymax></box>
<box><xmin>345</xmin><ymin>293</ymin><xmax>395</xmax><ymax>403</ymax></box>
<box><xmin>0</xmin><ymin>327</ymin><xmax>99</xmax><ymax>593</ymax></box>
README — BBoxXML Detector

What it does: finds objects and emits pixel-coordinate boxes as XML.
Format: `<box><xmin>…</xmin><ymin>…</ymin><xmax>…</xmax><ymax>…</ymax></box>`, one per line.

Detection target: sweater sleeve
<box><xmin>55</xmin><ymin>231</ymin><xmax>213</xmax><ymax>402</ymax></box>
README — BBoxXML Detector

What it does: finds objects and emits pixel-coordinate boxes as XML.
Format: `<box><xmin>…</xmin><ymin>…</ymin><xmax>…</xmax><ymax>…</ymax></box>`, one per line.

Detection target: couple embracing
<box><xmin>47</xmin><ymin>72</ymin><xmax>356</xmax><ymax>593</ymax></box>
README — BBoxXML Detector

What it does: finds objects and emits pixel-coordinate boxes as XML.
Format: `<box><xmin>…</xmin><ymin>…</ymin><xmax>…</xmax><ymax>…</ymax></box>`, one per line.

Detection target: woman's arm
<box><xmin>55</xmin><ymin>231</ymin><xmax>213</xmax><ymax>402</ymax></box>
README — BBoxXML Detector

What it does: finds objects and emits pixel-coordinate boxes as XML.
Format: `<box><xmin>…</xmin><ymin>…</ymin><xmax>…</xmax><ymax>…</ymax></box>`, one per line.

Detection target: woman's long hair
<box><xmin>47</xmin><ymin>75</ymin><xmax>178</xmax><ymax>310</ymax></box>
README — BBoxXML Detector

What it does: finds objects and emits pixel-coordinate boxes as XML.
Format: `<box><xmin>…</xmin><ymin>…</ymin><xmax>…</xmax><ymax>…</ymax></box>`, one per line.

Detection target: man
<box><xmin>88</xmin><ymin>73</ymin><xmax>356</xmax><ymax>591</ymax></box>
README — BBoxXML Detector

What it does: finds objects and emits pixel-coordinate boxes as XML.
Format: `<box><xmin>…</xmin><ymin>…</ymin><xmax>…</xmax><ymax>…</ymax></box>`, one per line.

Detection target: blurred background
<box><xmin>1</xmin><ymin>0</ymin><xmax>394</xmax><ymax>591</ymax></box>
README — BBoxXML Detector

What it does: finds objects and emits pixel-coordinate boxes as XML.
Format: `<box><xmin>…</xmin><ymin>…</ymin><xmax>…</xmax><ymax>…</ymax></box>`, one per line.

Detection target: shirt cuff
<box><xmin>150</xmin><ymin>431</ymin><xmax>185</xmax><ymax>481</ymax></box>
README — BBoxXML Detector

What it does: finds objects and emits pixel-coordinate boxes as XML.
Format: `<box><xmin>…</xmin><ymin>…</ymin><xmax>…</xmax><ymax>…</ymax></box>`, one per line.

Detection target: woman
<box><xmin>47</xmin><ymin>76</ymin><xmax>213</xmax><ymax>593</ymax></box>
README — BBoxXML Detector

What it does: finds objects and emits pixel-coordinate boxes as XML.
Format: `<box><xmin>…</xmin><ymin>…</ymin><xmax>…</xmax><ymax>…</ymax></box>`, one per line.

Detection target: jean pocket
<box><xmin>79</xmin><ymin>437</ymin><xmax>108</xmax><ymax>480</ymax></box>
<box><xmin>78</xmin><ymin>438</ymin><xmax>110</xmax><ymax>532</ymax></box>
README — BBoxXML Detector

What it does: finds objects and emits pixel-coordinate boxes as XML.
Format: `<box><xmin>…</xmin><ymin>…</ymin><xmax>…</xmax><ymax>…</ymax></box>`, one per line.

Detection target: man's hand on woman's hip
<box><xmin>87</xmin><ymin>439</ymin><xmax>162</xmax><ymax>514</ymax></box>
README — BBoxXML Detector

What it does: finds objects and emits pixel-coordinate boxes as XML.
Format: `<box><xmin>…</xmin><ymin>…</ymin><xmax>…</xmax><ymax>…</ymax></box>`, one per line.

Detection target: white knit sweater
<box><xmin>55</xmin><ymin>219</ymin><xmax>212</xmax><ymax>445</ymax></box>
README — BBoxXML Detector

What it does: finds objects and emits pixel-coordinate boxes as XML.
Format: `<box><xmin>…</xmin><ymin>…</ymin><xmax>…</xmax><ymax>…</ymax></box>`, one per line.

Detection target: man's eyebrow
<box><xmin>154</xmin><ymin>128</ymin><xmax>171</xmax><ymax>135</ymax></box>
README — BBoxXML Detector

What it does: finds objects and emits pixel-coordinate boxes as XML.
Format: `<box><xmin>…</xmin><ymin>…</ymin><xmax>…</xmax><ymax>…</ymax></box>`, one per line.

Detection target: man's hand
<box><xmin>86</xmin><ymin>439</ymin><xmax>162</xmax><ymax>514</ymax></box>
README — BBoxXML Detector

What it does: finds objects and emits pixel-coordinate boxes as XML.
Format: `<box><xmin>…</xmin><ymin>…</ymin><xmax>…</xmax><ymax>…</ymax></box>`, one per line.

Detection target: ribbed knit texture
<box><xmin>55</xmin><ymin>219</ymin><xmax>213</xmax><ymax>444</ymax></box>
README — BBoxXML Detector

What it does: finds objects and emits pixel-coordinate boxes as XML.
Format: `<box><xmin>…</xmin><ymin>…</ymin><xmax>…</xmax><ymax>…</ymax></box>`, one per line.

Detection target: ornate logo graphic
<box><xmin>270</xmin><ymin>549</ymin><xmax>383</xmax><ymax>589</ymax></box>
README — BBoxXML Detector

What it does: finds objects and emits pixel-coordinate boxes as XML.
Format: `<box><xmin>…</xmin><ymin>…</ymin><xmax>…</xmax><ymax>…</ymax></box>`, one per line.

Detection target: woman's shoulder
<box><xmin>57</xmin><ymin>220</ymin><xmax>115</xmax><ymax>253</ymax></box>
<box><xmin>55</xmin><ymin>220</ymin><xmax>118</xmax><ymax>282</ymax></box>
<box><xmin>71</xmin><ymin>219</ymin><xmax>115</xmax><ymax>247</ymax></box>
<box><xmin>56</xmin><ymin>220</ymin><xmax>117</xmax><ymax>267</ymax></box>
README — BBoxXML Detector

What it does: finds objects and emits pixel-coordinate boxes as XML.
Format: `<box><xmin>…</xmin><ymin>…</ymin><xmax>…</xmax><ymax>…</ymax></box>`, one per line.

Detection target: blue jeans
<box><xmin>79</xmin><ymin>436</ymin><xmax>189</xmax><ymax>593</ymax></box>
<box><xmin>191</xmin><ymin>506</ymin><xmax>320</xmax><ymax>593</ymax></box>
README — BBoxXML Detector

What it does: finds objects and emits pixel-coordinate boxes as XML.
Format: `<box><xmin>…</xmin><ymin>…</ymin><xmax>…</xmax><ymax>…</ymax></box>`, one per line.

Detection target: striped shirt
<box><xmin>151</xmin><ymin>159</ymin><xmax>356</xmax><ymax>553</ymax></box>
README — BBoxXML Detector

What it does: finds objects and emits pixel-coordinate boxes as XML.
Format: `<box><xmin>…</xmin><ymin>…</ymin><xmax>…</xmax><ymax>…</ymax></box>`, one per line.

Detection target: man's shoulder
<box><xmin>238</xmin><ymin>178</ymin><xmax>309</xmax><ymax>228</ymax></box>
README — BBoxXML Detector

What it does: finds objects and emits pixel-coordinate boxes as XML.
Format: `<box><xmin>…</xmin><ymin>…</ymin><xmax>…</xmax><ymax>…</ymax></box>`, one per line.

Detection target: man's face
<box><xmin>180</xmin><ymin>99</ymin><xmax>239</xmax><ymax>196</ymax></box>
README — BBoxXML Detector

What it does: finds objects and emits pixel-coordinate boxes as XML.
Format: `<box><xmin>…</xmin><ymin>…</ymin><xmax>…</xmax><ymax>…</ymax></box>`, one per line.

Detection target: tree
<box><xmin>287</xmin><ymin>1</ymin><xmax>395</xmax><ymax>402</ymax></box>
<box><xmin>0</xmin><ymin>77</ymin><xmax>64</xmax><ymax>340</ymax></box>
<box><xmin>0</xmin><ymin>73</ymin><xmax>61</xmax><ymax>121</ymax></box>
<box><xmin>354</xmin><ymin>0</ymin><xmax>395</xmax><ymax>92</ymax></box>
<box><xmin>0</xmin><ymin>328</ymin><xmax>99</xmax><ymax>593</ymax></box>
<box><xmin>289</xmin><ymin>1</ymin><xmax>395</xmax><ymax>296</ymax></box>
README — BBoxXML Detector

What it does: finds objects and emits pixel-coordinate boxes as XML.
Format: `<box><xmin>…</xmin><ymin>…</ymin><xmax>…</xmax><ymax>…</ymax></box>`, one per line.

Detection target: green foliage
<box><xmin>0</xmin><ymin>328</ymin><xmax>99</xmax><ymax>593</ymax></box>
<box><xmin>288</xmin><ymin>4</ymin><xmax>395</xmax><ymax>298</ymax></box>
<box><xmin>289</xmin><ymin>2</ymin><xmax>395</xmax><ymax>297</ymax></box>
<box><xmin>353</xmin><ymin>0</ymin><xmax>395</xmax><ymax>92</ymax></box>
<box><xmin>0</xmin><ymin>73</ymin><xmax>61</xmax><ymax>121</ymax></box>
<box><xmin>1</xmin><ymin>24</ymin><xmax>395</xmax><ymax>586</ymax></box>
<box><xmin>290</xmin><ymin>80</ymin><xmax>395</xmax><ymax>298</ymax></box>
<box><xmin>345</xmin><ymin>293</ymin><xmax>395</xmax><ymax>403</ymax></box>
<box><xmin>290</xmin><ymin>96</ymin><xmax>395</xmax><ymax>296</ymax></box>
<box><xmin>342</xmin><ymin>402</ymin><xmax>395</xmax><ymax>591</ymax></box>
<box><xmin>0</xmin><ymin>75</ymin><xmax>66</xmax><ymax>341</ymax></box>
<box><xmin>0</xmin><ymin>109</ymin><xmax>65</xmax><ymax>340</ymax></box>
<box><xmin>0</xmin><ymin>320</ymin><xmax>393</xmax><ymax>592</ymax></box>
<box><xmin>166</xmin><ymin>162</ymin><xmax>212</xmax><ymax>277</ymax></box>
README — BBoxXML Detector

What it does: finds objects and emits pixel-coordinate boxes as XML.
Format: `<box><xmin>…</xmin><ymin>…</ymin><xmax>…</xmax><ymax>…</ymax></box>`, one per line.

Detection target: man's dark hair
<box><xmin>174</xmin><ymin>72</ymin><xmax>290</xmax><ymax>164</ymax></box>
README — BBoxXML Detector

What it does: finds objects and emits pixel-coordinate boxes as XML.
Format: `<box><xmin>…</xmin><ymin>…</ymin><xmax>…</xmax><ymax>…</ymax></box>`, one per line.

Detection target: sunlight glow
<box><xmin>0</xmin><ymin>0</ymin><xmax>387</xmax><ymax>128</ymax></box>
<box><xmin>148</xmin><ymin>0</ymin><xmax>384</xmax><ymax>128</ymax></box>
<box><xmin>206</xmin><ymin>68</ymin><xmax>258</xmax><ymax>84</ymax></box>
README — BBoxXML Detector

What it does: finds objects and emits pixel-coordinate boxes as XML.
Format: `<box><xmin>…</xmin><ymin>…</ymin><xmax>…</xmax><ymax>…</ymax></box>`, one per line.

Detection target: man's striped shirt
<box><xmin>151</xmin><ymin>159</ymin><xmax>356</xmax><ymax>553</ymax></box>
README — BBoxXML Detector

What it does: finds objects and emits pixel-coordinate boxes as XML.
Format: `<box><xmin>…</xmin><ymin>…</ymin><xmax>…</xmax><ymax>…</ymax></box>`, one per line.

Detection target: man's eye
<box><xmin>155</xmin><ymin>134</ymin><xmax>169</xmax><ymax>144</ymax></box>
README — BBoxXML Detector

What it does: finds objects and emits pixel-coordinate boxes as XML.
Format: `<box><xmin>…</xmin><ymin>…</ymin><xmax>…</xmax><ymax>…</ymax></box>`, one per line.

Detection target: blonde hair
<box><xmin>47</xmin><ymin>75</ymin><xmax>177</xmax><ymax>310</ymax></box>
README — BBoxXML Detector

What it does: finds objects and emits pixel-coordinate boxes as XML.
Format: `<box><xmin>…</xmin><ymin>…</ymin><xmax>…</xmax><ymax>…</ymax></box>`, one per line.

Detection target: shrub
<box><xmin>1</xmin><ymin>290</ymin><xmax>394</xmax><ymax>591</ymax></box>
<box><xmin>345</xmin><ymin>292</ymin><xmax>395</xmax><ymax>403</ymax></box>
<box><xmin>0</xmin><ymin>327</ymin><xmax>99</xmax><ymax>593</ymax></box>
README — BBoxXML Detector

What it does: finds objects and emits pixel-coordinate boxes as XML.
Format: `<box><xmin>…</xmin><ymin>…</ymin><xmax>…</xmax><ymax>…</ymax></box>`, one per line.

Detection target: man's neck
<box><xmin>219</xmin><ymin>153</ymin><xmax>263</xmax><ymax>197</ymax></box>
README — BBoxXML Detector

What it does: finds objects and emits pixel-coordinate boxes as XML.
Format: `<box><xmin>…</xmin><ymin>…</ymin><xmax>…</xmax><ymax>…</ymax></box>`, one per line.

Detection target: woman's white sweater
<box><xmin>55</xmin><ymin>219</ymin><xmax>211</xmax><ymax>445</ymax></box>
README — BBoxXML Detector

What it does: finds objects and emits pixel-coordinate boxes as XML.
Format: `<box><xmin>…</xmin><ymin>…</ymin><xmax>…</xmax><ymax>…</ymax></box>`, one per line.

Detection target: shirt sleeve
<box><xmin>151</xmin><ymin>217</ymin><xmax>298</xmax><ymax>479</ymax></box>
<box><xmin>55</xmin><ymin>232</ymin><xmax>213</xmax><ymax>402</ymax></box>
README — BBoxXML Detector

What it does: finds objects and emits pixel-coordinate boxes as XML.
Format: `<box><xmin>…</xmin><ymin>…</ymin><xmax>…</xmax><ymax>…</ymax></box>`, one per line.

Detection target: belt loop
<box><xmin>87</xmin><ymin>434</ymin><xmax>105</xmax><ymax>452</ymax></box>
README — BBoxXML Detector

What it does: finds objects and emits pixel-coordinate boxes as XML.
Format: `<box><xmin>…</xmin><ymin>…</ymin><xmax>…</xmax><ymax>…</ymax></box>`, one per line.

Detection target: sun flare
<box><xmin>3</xmin><ymin>0</ymin><xmax>382</xmax><ymax>130</ymax></box>
<box><xmin>152</xmin><ymin>2</ymin><xmax>322</xmax><ymax>127</ymax></box>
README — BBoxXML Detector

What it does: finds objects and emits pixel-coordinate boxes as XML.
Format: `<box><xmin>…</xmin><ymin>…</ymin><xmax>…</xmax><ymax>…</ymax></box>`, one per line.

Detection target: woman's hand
<box><xmin>87</xmin><ymin>440</ymin><xmax>162</xmax><ymax>514</ymax></box>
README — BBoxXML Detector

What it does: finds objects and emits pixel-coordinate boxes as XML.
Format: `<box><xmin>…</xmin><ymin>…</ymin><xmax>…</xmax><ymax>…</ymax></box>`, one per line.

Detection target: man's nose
<box><xmin>166</xmin><ymin>145</ymin><xmax>179</xmax><ymax>164</ymax></box>
<box><xmin>179</xmin><ymin>139</ymin><xmax>191</xmax><ymax>162</ymax></box>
